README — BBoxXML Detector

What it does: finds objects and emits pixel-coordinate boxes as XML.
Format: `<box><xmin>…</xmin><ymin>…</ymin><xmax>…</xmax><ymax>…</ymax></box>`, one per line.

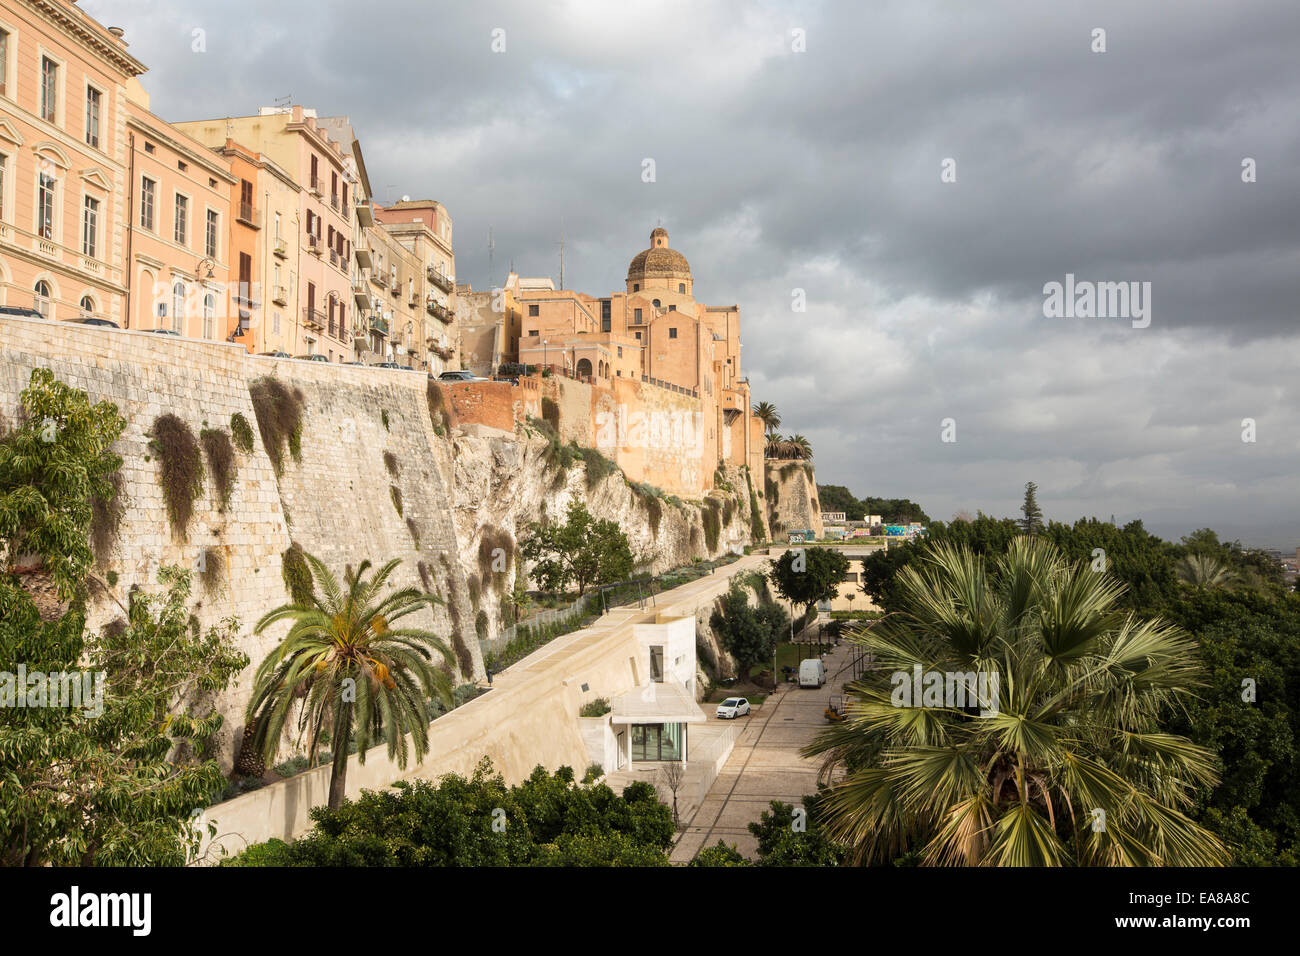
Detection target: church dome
<box><xmin>627</xmin><ymin>228</ymin><xmax>691</xmax><ymax>281</ymax></box>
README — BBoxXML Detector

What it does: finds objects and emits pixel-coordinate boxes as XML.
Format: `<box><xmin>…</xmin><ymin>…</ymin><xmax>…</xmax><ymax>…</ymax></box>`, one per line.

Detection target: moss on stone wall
<box><xmin>150</xmin><ymin>413</ymin><xmax>205</xmax><ymax>539</ymax></box>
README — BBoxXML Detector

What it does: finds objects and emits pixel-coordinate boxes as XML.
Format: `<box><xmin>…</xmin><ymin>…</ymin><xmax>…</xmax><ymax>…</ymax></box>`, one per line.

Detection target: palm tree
<box><xmin>789</xmin><ymin>434</ymin><xmax>813</xmax><ymax>460</ymax></box>
<box><xmin>753</xmin><ymin>401</ymin><xmax>782</xmax><ymax>437</ymax></box>
<box><xmin>247</xmin><ymin>554</ymin><xmax>455</xmax><ymax>810</ymax></box>
<box><xmin>806</xmin><ymin>537</ymin><xmax>1227</xmax><ymax>866</ymax></box>
<box><xmin>1176</xmin><ymin>553</ymin><xmax>1236</xmax><ymax>590</ymax></box>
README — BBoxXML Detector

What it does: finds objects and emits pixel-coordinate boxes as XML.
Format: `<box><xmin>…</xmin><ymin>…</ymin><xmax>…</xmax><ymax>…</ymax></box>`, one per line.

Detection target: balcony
<box><xmin>302</xmin><ymin>307</ymin><xmax>326</xmax><ymax>331</ymax></box>
<box><xmin>389</xmin><ymin>281</ymin><xmax>400</xmax><ymax>298</ymax></box>
<box><xmin>371</xmin><ymin>269</ymin><xmax>387</xmax><ymax>289</ymax></box>
<box><xmin>236</xmin><ymin>202</ymin><xmax>261</xmax><ymax>228</ymax></box>
<box><xmin>354</xmin><ymin>240</ymin><xmax>373</xmax><ymax>270</ymax></box>
<box><xmin>427</xmin><ymin>265</ymin><xmax>453</xmax><ymax>293</ymax></box>
<box><xmin>370</xmin><ymin>316</ymin><xmax>389</xmax><ymax>337</ymax></box>
<box><xmin>306</xmin><ymin>234</ymin><xmax>322</xmax><ymax>256</ymax></box>
<box><xmin>426</xmin><ymin>298</ymin><xmax>453</xmax><ymax>323</ymax></box>
<box><xmin>272</xmin><ymin>286</ymin><xmax>288</xmax><ymax>306</ymax></box>
<box><xmin>330</xmin><ymin>193</ymin><xmax>340</xmax><ymax>212</ymax></box>
<box><xmin>309</xmin><ymin>176</ymin><xmax>324</xmax><ymax>197</ymax></box>
<box><xmin>273</xmin><ymin>237</ymin><xmax>288</xmax><ymax>258</ymax></box>
<box><xmin>356</xmin><ymin>201</ymin><xmax>374</xmax><ymax>228</ymax></box>
<box><xmin>329</xmin><ymin>249</ymin><xmax>339</xmax><ymax>268</ymax></box>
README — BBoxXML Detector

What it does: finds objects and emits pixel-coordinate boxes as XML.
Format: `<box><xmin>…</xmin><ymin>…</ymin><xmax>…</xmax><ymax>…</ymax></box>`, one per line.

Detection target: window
<box><xmin>203</xmin><ymin>293</ymin><xmax>215</xmax><ymax>339</ymax></box>
<box><xmin>140</xmin><ymin>177</ymin><xmax>156</xmax><ymax>230</ymax></box>
<box><xmin>205</xmin><ymin>209</ymin><xmax>219</xmax><ymax>258</ymax></box>
<box><xmin>0</xmin><ymin>31</ymin><xmax>8</xmax><ymax>97</ymax></box>
<box><xmin>633</xmin><ymin>308</ymin><xmax>642</xmax><ymax>324</ymax></box>
<box><xmin>526</xmin><ymin>330</ymin><xmax>536</xmax><ymax>337</ymax></box>
<box><xmin>85</xmin><ymin>87</ymin><xmax>101</xmax><ymax>148</ymax></box>
<box><xmin>239</xmin><ymin>179</ymin><xmax>253</xmax><ymax>222</ymax></box>
<box><xmin>177</xmin><ymin>160</ymin><xmax>187</xmax><ymax>172</ymax></box>
<box><xmin>80</xmin><ymin>295</ymin><xmax>94</xmax><ymax>316</ymax></box>
<box><xmin>238</xmin><ymin>253</ymin><xmax>252</xmax><ymax>306</ymax></box>
<box><xmin>144</xmin><ymin>141</ymin><xmax>155</xmax><ymax>154</ymax></box>
<box><xmin>632</xmin><ymin>283</ymin><xmax>639</xmax><ymax>292</ymax></box>
<box><xmin>274</xmin><ymin>211</ymin><xmax>281</xmax><ymax>238</ymax></box>
<box><xmin>82</xmin><ymin>195</ymin><xmax>99</xmax><ymax>257</ymax></box>
<box><xmin>40</xmin><ymin>57</ymin><xmax>57</xmax><ymax>123</ymax></box>
<box><xmin>617</xmin><ymin>346</ymin><xmax>623</xmax><ymax>357</ymax></box>
<box><xmin>37</xmin><ymin>172</ymin><xmax>55</xmax><ymax>239</ymax></box>
<box><xmin>34</xmin><ymin>281</ymin><xmax>51</xmax><ymax>317</ymax></box>
<box><xmin>171</xmin><ymin>282</ymin><xmax>185</xmax><ymax>332</ymax></box>
<box><xmin>635</xmin><ymin>331</ymin><xmax>642</xmax><ymax>340</ymax></box>
<box><xmin>601</xmin><ymin>299</ymin><xmax>611</xmax><ymax>333</ymax></box>
<box><xmin>668</xmin><ymin>327</ymin><xmax>678</xmax><ymax>339</ymax></box>
<box><xmin>668</xmin><ymin>304</ymin><xmax>676</xmax><ymax>311</ymax></box>
<box><xmin>649</xmin><ymin>646</ymin><xmax>664</xmax><ymax>682</ymax></box>
<box><xmin>652</xmin><ymin>299</ymin><xmax>661</xmax><ymax>308</ymax></box>
<box><xmin>679</xmin><ymin>283</ymin><xmax>685</xmax><ymax>293</ymax></box>
<box><xmin>174</xmin><ymin>194</ymin><xmax>189</xmax><ymax>245</ymax></box>
<box><xmin>0</xmin><ymin>153</ymin><xmax>7</xmax><ymax>220</ymax></box>
<box><xmin>528</xmin><ymin>304</ymin><xmax>539</xmax><ymax>316</ymax></box>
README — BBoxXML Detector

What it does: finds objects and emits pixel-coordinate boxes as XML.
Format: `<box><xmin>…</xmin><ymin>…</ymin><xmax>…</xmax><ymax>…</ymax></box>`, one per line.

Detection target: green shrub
<box><xmin>150</xmin><ymin>413</ymin><xmax>204</xmax><ymax>538</ymax></box>
<box><xmin>425</xmin><ymin>380</ymin><xmax>451</xmax><ymax>432</ymax></box>
<box><xmin>281</xmin><ymin>541</ymin><xmax>313</xmax><ymax>605</ymax></box>
<box><xmin>89</xmin><ymin>468</ymin><xmax>125</xmax><ymax>564</ymax></box>
<box><xmin>580</xmin><ymin>697</ymin><xmax>611</xmax><ymax>717</ymax></box>
<box><xmin>701</xmin><ymin>499</ymin><xmax>722</xmax><ymax>553</ymax></box>
<box><xmin>475</xmin><ymin>609</ymin><xmax>489</xmax><ymax>641</ymax></box>
<box><xmin>541</xmin><ymin>397</ymin><xmax>560</xmax><ymax>431</ymax></box>
<box><xmin>198</xmin><ymin>547</ymin><xmax>225</xmax><ymax>594</ymax></box>
<box><xmin>383</xmin><ymin>450</ymin><xmax>399</xmax><ymax>477</ymax></box>
<box><xmin>577</xmin><ymin>446</ymin><xmax>617</xmax><ymax>490</ymax></box>
<box><xmin>200</xmin><ymin>427</ymin><xmax>237</xmax><ymax>509</ymax></box>
<box><xmin>582</xmin><ymin>763</ymin><xmax>604</xmax><ymax>784</ymax></box>
<box><xmin>478</xmin><ymin>527</ymin><xmax>514</xmax><ymax>584</ymax></box>
<box><xmin>249</xmin><ymin>378</ymin><xmax>305</xmax><ymax>475</ymax></box>
<box><xmin>406</xmin><ymin>517</ymin><xmax>420</xmax><ymax>548</ymax></box>
<box><xmin>467</xmin><ymin>573</ymin><xmax>481</xmax><ymax>609</ymax></box>
<box><xmin>381</xmin><ymin>409</ymin><xmax>390</xmax><ymax>431</ymax></box>
<box><xmin>229</xmin><ymin>412</ymin><xmax>255</xmax><ymax>454</ymax></box>
<box><xmin>390</xmin><ymin>484</ymin><xmax>403</xmax><ymax>517</ymax></box>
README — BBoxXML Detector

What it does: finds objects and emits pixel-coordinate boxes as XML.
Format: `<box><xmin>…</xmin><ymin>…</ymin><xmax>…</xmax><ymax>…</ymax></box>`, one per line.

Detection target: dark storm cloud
<box><xmin>84</xmin><ymin>0</ymin><xmax>1300</xmax><ymax>547</ymax></box>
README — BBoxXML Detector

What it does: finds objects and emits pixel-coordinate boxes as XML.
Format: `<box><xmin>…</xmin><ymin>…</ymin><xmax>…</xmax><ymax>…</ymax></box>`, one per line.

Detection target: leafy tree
<box><xmin>749</xmin><ymin>795</ymin><xmax>845</xmax><ymax>866</ymax></box>
<box><xmin>248</xmin><ymin>554</ymin><xmax>455</xmax><ymax>810</ymax></box>
<box><xmin>815</xmin><ymin>485</ymin><xmax>930</xmax><ymax>524</ymax></box>
<box><xmin>0</xmin><ymin>367</ymin><xmax>125</xmax><ymax>597</ymax></box>
<box><xmin>709</xmin><ymin>580</ymin><xmax>789</xmax><ymax>678</ymax></box>
<box><xmin>1177</xmin><ymin>553</ymin><xmax>1237</xmax><ymax>591</ymax></box>
<box><xmin>809</xmin><ymin>537</ymin><xmax>1227</xmax><ymax>866</ymax></box>
<box><xmin>1019</xmin><ymin>481</ymin><xmax>1043</xmax><ymax>534</ymax></box>
<box><xmin>223</xmin><ymin>759</ymin><xmax>674</xmax><ymax>866</ymax></box>
<box><xmin>519</xmin><ymin>500</ymin><xmax>633</xmax><ymax>595</ymax></box>
<box><xmin>0</xmin><ymin>370</ymin><xmax>246</xmax><ymax>866</ymax></box>
<box><xmin>768</xmin><ymin>547</ymin><xmax>850</xmax><ymax>616</ymax></box>
<box><xmin>691</xmin><ymin>840</ymin><xmax>750</xmax><ymax>866</ymax></box>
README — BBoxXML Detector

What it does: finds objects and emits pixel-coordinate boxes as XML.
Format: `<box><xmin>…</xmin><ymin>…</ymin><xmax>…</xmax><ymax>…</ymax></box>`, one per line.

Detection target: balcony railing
<box><xmin>302</xmin><ymin>307</ymin><xmax>325</xmax><ymax>331</ymax></box>
<box><xmin>273</xmin><ymin>237</ymin><xmax>288</xmax><ymax>258</ymax></box>
<box><xmin>237</xmin><ymin>202</ymin><xmax>261</xmax><ymax>228</ymax></box>
<box><xmin>426</xmin><ymin>299</ymin><xmax>452</xmax><ymax>323</ymax></box>
<box><xmin>370</xmin><ymin>316</ymin><xmax>389</xmax><ymax>337</ymax></box>
<box><xmin>427</xmin><ymin>266</ymin><xmax>453</xmax><ymax>293</ymax></box>
<box><xmin>306</xmin><ymin>234</ymin><xmax>322</xmax><ymax>256</ymax></box>
<box><xmin>371</xmin><ymin>270</ymin><xmax>387</xmax><ymax>289</ymax></box>
<box><xmin>329</xmin><ymin>249</ymin><xmax>339</xmax><ymax>267</ymax></box>
<box><xmin>272</xmin><ymin>286</ymin><xmax>288</xmax><ymax>306</ymax></box>
<box><xmin>309</xmin><ymin>176</ymin><xmax>324</xmax><ymax>197</ymax></box>
<box><xmin>330</xmin><ymin>194</ymin><xmax>340</xmax><ymax>211</ymax></box>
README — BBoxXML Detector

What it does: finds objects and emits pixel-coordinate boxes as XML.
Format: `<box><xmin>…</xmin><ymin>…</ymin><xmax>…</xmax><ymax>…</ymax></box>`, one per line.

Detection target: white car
<box><xmin>715</xmin><ymin>697</ymin><xmax>750</xmax><ymax>719</ymax></box>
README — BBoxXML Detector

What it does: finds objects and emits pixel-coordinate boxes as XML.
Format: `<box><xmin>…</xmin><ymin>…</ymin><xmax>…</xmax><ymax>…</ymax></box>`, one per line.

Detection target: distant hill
<box><xmin>817</xmin><ymin>484</ymin><xmax>930</xmax><ymax>524</ymax></box>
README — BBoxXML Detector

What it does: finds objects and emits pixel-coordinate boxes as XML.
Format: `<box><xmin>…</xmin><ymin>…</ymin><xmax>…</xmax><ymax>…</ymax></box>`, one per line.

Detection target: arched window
<box><xmin>576</xmin><ymin>357</ymin><xmax>593</xmax><ymax>379</ymax></box>
<box><xmin>34</xmin><ymin>281</ymin><xmax>51</xmax><ymax>318</ymax></box>
<box><xmin>203</xmin><ymin>293</ymin><xmax>216</xmax><ymax>339</ymax></box>
<box><xmin>172</xmin><ymin>282</ymin><xmax>185</xmax><ymax>332</ymax></box>
<box><xmin>652</xmin><ymin>299</ymin><xmax>661</xmax><ymax>308</ymax></box>
<box><xmin>678</xmin><ymin>283</ymin><xmax>685</xmax><ymax>294</ymax></box>
<box><xmin>80</xmin><ymin>295</ymin><xmax>95</xmax><ymax>317</ymax></box>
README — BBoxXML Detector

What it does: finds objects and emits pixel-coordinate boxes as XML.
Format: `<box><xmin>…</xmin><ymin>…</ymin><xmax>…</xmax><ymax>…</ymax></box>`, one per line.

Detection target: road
<box><xmin>669</xmin><ymin>639</ymin><xmax>855</xmax><ymax>862</ymax></box>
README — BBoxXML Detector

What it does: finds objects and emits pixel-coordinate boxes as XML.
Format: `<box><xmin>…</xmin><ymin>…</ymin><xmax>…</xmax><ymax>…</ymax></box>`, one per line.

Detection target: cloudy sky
<box><xmin>84</xmin><ymin>0</ymin><xmax>1300</xmax><ymax>548</ymax></box>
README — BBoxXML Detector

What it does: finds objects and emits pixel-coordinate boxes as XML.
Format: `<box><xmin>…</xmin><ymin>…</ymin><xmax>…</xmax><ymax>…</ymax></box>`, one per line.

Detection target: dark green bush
<box><xmin>150</xmin><ymin>413</ymin><xmax>204</xmax><ymax>538</ymax></box>
<box><xmin>249</xmin><ymin>378</ymin><xmax>305</xmax><ymax>475</ymax></box>
<box><xmin>200</xmin><ymin>427</ymin><xmax>237</xmax><ymax>509</ymax></box>
<box><xmin>281</xmin><ymin>542</ymin><xmax>313</xmax><ymax>605</ymax></box>
<box><xmin>229</xmin><ymin>412</ymin><xmax>255</xmax><ymax>454</ymax></box>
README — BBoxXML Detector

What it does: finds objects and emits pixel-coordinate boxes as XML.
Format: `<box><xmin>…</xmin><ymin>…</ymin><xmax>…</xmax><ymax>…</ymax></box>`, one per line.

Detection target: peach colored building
<box><xmin>373</xmin><ymin>199</ymin><xmax>457</xmax><ymax>373</ymax></box>
<box><xmin>122</xmin><ymin>79</ymin><xmax>235</xmax><ymax>338</ymax></box>
<box><xmin>175</xmin><ymin>107</ymin><xmax>355</xmax><ymax>362</ymax></box>
<box><xmin>0</xmin><ymin>0</ymin><xmax>143</xmax><ymax>324</ymax></box>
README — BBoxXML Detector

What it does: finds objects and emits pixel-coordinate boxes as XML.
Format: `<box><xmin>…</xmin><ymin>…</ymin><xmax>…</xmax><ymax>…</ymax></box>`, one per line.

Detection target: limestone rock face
<box><xmin>764</xmin><ymin>460</ymin><xmax>823</xmax><ymax>541</ymax></box>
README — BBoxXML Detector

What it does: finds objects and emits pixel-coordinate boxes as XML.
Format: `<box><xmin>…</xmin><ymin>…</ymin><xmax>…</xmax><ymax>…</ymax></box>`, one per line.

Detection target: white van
<box><xmin>799</xmin><ymin>658</ymin><xmax>826</xmax><ymax>688</ymax></box>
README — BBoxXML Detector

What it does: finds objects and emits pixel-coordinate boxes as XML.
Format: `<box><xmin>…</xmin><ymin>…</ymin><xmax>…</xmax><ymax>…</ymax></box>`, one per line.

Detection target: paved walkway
<box><xmin>669</xmin><ymin>639</ymin><xmax>855</xmax><ymax>863</ymax></box>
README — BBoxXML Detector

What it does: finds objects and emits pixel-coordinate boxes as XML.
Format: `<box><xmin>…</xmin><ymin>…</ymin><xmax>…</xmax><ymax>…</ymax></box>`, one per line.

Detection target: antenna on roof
<box><xmin>273</xmin><ymin>94</ymin><xmax>292</xmax><ymax>112</ymax></box>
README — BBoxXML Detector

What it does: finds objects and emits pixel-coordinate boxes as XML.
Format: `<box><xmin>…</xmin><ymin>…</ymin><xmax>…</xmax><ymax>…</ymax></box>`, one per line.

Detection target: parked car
<box><xmin>343</xmin><ymin>361</ymin><xmax>367</xmax><ymax>366</ymax></box>
<box><xmin>799</xmin><ymin>658</ymin><xmax>826</xmax><ymax>688</ymax></box>
<box><xmin>258</xmin><ymin>350</ymin><xmax>292</xmax><ymax>358</ymax></box>
<box><xmin>149</xmin><ymin>328</ymin><xmax>180</xmax><ymax>335</ymax></box>
<box><xmin>70</xmin><ymin>316</ymin><xmax>119</xmax><ymax>328</ymax></box>
<box><xmin>438</xmin><ymin>369</ymin><xmax>486</xmax><ymax>382</ymax></box>
<box><xmin>376</xmin><ymin>361</ymin><xmax>404</xmax><ymax>369</ymax></box>
<box><xmin>295</xmin><ymin>354</ymin><xmax>330</xmax><ymax>363</ymax></box>
<box><xmin>0</xmin><ymin>306</ymin><xmax>46</xmax><ymax>319</ymax></box>
<box><xmin>715</xmin><ymin>697</ymin><xmax>750</xmax><ymax>719</ymax></box>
